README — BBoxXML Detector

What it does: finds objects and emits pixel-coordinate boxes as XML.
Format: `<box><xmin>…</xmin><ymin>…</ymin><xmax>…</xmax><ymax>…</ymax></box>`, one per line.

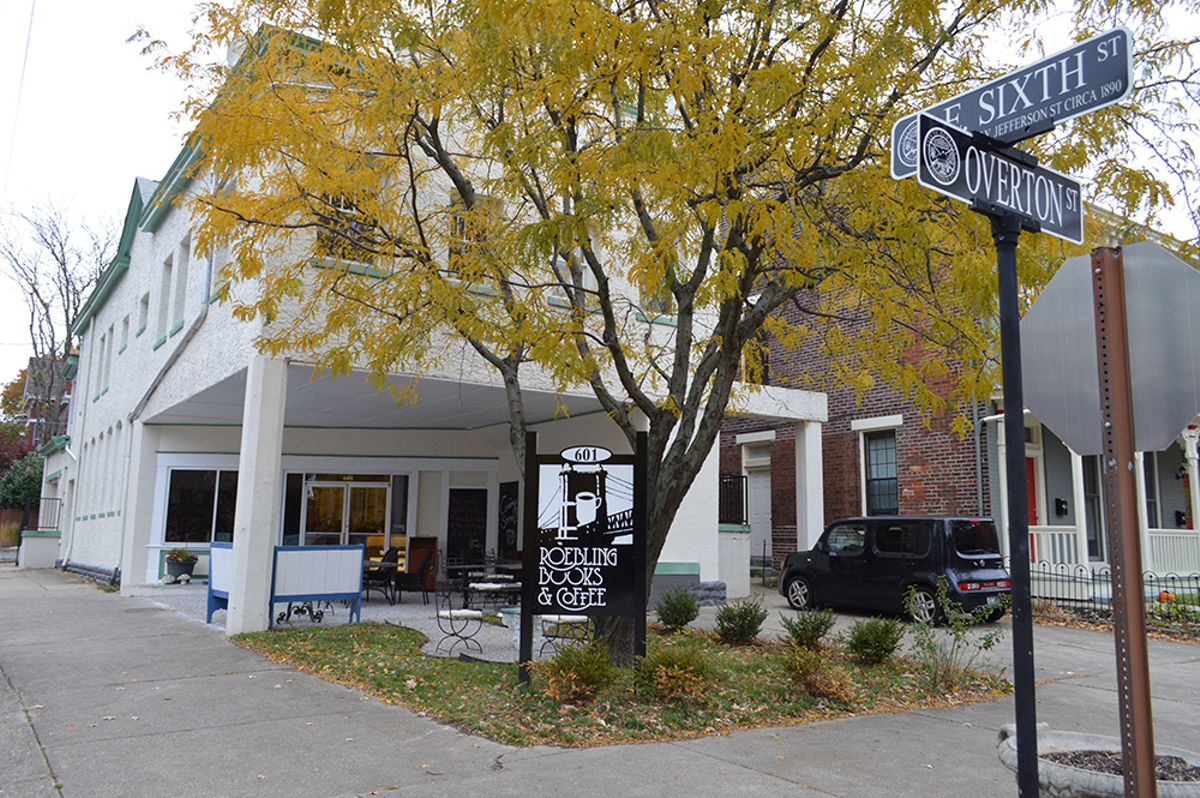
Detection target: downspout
<box><xmin>117</xmin><ymin>254</ymin><xmax>214</xmax><ymax>574</ymax></box>
<box><xmin>973</xmin><ymin>396</ymin><xmax>983</xmax><ymax>514</ymax></box>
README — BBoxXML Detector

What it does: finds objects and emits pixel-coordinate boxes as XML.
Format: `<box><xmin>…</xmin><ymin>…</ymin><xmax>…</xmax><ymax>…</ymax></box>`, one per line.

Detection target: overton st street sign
<box><xmin>892</xmin><ymin>27</ymin><xmax>1131</xmax><ymax>178</ymax></box>
<box><xmin>916</xmin><ymin>114</ymin><xmax>1084</xmax><ymax>244</ymax></box>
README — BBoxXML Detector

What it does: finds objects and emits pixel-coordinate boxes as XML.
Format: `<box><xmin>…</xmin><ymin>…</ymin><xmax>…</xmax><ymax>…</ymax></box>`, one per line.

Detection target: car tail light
<box><xmin>958</xmin><ymin>579</ymin><xmax>1010</xmax><ymax>591</ymax></box>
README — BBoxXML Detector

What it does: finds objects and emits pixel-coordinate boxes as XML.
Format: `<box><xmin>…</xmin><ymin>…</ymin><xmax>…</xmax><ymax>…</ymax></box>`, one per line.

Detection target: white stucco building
<box><xmin>28</xmin><ymin>142</ymin><xmax>826</xmax><ymax>634</ymax></box>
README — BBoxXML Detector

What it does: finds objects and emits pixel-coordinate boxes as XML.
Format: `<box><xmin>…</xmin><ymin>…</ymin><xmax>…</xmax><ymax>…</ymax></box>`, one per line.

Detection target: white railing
<box><xmin>1028</xmin><ymin>525</ymin><xmax>1080</xmax><ymax>566</ymax></box>
<box><xmin>1147</xmin><ymin>529</ymin><xmax>1200</xmax><ymax>575</ymax></box>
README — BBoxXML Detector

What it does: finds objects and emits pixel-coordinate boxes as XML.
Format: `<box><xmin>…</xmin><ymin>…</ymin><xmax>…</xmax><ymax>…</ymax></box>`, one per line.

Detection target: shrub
<box><xmin>906</xmin><ymin>581</ymin><xmax>1006</xmax><ymax>691</ymax></box>
<box><xmin>779</xmin><ymin>609</ymin><xmax>835</xmax><ymax>650</ymax></box>
<box><xmin>778</xmin><ymin>644</ymin><xmax>856</xmax><ymax>704</ymax></box>
<box><xmin>528</xmin><ymin>639</ymin><xmax>616</xmax><ymax>703</ymax></box>
<box><xmin>714</xmin><ymin>597</ymin><xmax>768</xmax><ymax>644</ymax></box>
<box><xmin>845</xmin><ymin>617</ymin><xmax>905</xmax><ymax>664</ymax></box>
<box><xmin>633</xmin><ymin>643</ymin><xmax>714</xmax><ymax>701</ymax></box>
<box><xmin>0</xmin><ymin>452</ymin><xmax>42</xmax><ymax>510</ymax></box>
<box><xmin>655</xmin><ymin>586</ymin><xmax>700</xmax><ymax>631</ymax></box>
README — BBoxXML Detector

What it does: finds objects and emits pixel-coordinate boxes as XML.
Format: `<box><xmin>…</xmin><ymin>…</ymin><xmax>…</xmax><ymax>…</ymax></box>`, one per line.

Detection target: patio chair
<box><xmin>434</xmin><ymin>580</ymin><xmax>482</xmax><ymax>656</ymax></box>
<box><xmin>539</xmin><ymin>614</ymin><xmax>591</xmax><ymax>657</ymax></box>
<box><xmin>363</xmin><ymin>547</ymin><xmax>400</xmax><ymax>604</ymax></box>
<box><xmin>394</xmin><ymin>550</ymin><xmax>434</xmax><ymax>605</ymax></box>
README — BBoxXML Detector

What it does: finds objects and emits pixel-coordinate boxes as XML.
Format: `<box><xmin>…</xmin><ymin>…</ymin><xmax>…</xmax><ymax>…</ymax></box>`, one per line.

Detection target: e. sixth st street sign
<box><xmin>916</xmin><ymin>114</ymin><xmax>1084</xmax><ymax>244</ymax></box>
<box><xmin>892</xmin><ymin>27</ymin><xmax>1131</xmax><ymax>178</ymax></box>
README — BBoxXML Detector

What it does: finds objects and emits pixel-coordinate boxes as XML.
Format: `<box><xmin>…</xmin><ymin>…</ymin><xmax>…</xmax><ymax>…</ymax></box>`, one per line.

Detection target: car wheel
<box><xmin>785</xmin><ymin>576</ymin><xmax>814</xmax><ymax>610</ymax></box>
<box><xmin>907</xmin><ymin>586</ymin><xmax>941</xmax><ymax>624</ymax></box>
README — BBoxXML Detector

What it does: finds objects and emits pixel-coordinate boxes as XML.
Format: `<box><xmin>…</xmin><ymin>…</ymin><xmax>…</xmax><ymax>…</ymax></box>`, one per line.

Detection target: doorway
<box><xmin>300</xmin><ymin>475</ymin><xmax>391</xmax><ymax>557</ymax></box>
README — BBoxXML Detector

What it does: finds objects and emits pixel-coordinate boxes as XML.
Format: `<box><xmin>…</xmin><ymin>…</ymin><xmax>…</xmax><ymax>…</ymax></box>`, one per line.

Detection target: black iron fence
<box><xmin>719</xmin><ymin>474</ymin><xmax>747</xmax><ymax>525</ymax></box>
<box><xmin>1017</xmin><ymin>559</ymin><xmax>1200</xmax><ymax>632</ymax></box>
<box><xmin>21</xmin><ymin>497</ymin><xmax>62</xmax><ymax>532</ymax></box>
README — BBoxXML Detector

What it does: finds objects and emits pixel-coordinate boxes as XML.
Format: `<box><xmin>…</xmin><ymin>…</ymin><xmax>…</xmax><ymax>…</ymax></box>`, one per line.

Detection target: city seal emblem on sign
<box><xmin>922</xmin><ymin>127</ymin><xmax>959</xmax><ymax>186</ymax></box>
<box><xmin>898</xmin><ymin>118</ymin><xmax>920</xmax><ymax>169</ymax></box>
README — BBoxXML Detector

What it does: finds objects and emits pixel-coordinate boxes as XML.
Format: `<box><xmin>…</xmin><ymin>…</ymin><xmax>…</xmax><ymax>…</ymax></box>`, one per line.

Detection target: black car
<box><xmin>778</xmin><ymin>516</ymin><xmax>1011</xmax><ymax>623</ymax></box>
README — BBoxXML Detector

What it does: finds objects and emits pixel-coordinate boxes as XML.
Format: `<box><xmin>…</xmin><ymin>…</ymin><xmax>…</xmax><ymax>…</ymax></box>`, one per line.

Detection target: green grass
<box><xmin>233</xmin><ymin>623</ymin><xmax>1011</xmax><ymax>747</ymax></box>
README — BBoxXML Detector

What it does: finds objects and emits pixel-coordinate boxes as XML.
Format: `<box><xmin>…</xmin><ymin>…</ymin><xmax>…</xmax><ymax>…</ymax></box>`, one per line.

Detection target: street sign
<box><xmin>892</xmin><ymin>27</ymin><xmax>1132</xmax><ymax>178</ymax></box>
<box><xmin>915</xmin><ymin>114</ymin><xmax>1084</xmax><ymax>243</ymax></box>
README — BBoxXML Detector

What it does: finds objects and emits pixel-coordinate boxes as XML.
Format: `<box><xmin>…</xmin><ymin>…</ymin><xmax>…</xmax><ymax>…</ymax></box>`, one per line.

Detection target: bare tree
<box><xmin>0</xmin><ymin>204</ymin><xmax>113</xmax><ymax>442</ymax></box>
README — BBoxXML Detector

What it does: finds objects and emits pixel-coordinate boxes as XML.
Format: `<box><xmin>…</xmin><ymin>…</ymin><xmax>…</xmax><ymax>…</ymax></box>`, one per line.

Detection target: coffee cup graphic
<box><xmin>573</xmin><ymin>491</ymin><xmax>601</xmax><ymax>525</ymax></box>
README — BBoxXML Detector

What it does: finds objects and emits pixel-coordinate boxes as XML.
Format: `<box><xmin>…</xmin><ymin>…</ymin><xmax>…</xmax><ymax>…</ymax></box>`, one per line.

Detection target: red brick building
<box><xmin>720</xmin><ymin>302</ymin><xmax>992</xmax><ymax>567</ymax></box>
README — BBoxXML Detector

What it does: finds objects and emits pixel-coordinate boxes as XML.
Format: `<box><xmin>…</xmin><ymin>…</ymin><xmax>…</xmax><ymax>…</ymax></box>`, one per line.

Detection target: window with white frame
<box><xmin>852</xmin><ymin>415</ymin><xmax>902</xmax><ymax>516</ymax></box>
<box><xmin>164</xmin><ymin>469</ymin><xmax>240</xmax><ymax>543</ymax></box>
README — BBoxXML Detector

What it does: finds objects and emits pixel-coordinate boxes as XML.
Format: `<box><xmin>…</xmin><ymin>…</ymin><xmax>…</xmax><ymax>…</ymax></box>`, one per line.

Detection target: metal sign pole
<box><xmin>518</xmin><ymin>430</ymin><xmax>539</xmax><ymax>684</ymax></box>
<box><xmin>990</xmin><ymin>212</ymin><xmax>1040</xmax><ymax>798</ymax></box>
<box><xmin>1091</xmin><ymin>247</ymin><xmax>1158</xmax><ymax>797</ymax></box>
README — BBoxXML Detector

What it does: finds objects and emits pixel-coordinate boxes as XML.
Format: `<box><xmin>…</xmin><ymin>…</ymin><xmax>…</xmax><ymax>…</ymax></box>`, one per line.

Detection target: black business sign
<box><xmin>892</xmin><ymin>26</ymin><xmax>1131</xmax><ymax>178</ymax></box>
<box><xmin>531</xmin><ymin>445</ymin><xmax>640</xmax><ymax>616</ymax></box>
<box><xmin>916</xmin><ymin>114</ymin><xmax>1084</xmax><ymax>244</ymax></box>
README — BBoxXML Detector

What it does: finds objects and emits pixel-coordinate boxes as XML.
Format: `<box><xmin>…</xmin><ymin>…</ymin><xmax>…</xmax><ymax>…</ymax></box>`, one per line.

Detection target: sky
<box><xmin>0</xmin><ymin>0</ymin><xmax>195</xmax><ymax>384</ymax></box>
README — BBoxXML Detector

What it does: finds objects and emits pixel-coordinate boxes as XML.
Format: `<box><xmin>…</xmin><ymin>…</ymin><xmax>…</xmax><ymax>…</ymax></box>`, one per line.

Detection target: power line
<box><xmin>3</xmin><ymin>0</ymin><xmax>38</xmax><ymax>199</ymax></box>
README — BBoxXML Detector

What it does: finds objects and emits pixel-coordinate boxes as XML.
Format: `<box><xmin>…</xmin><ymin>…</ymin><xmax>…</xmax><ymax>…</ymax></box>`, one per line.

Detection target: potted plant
<box><xmin>164</xmin><ymin>548</ymin><xmax>198</xmax><ymax>579</ymax></box>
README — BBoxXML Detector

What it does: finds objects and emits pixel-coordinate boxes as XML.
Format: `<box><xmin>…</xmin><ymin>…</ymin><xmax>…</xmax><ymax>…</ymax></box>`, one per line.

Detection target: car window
<box><xmin>951</xmin><ymin>520</ymin><xmax>1002</xmax><ymax>556</ymax></box>
<box><xmin>874</xmin><ymin>521</ymin><xmax>932</xmax><ymax>558</ymax></box>
<box><xmin>825</xmin><ymin>524</ymin><xmax>866</xmax><ymax>555</ymax></box>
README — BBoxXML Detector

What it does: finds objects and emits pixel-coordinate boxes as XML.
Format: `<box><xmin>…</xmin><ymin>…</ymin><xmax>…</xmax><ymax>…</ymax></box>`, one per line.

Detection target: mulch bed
<box><xmin>1043</xmin><ymin>750</ymin><xmax>1200</xmax><ymax>782</ymax></box>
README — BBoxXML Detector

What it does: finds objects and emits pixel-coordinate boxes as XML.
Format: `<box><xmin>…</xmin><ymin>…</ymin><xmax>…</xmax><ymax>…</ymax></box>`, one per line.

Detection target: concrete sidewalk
<box><xmin>2</xmin><ymin>565</ymin><xmax>1197</xmax><ymax>798</ymax></box>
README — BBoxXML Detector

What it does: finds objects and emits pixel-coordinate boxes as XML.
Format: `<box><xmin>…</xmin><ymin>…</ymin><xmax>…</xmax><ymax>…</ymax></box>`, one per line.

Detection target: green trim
<box><xmin>38</xmin><ymin>436</ymin><xmax>69</xmax><ymax>456</ymax></box>
<box><xmin>93</xmin><ymin>393</ymin><xmax>101</xmax><ymax>403</ymax></box>
<box><xmin>62</xmin><ymin>355</ymin><xmax>78</xmax><ymax>380</ymax></box>
<box><xmin>654</xmin><ymin>561</ymin><xmax>700</xmax><ymax>575</ymax></box>
<box><xmin>170</xmin><ymin>319</ymin><xmax>185</xmax><ymax>337</ymax></box>
<box><xmin>636</xmin><ymin>311</ymin><xmax>678</xmax><ymax>327</ymax></box>
<box><xmin>118</xmin><ymin>344</ymin><xmax>128</xmax><ymax>355</ymax></box>
<box><xmin>311</xmin><ymin>256</ymin><xmax>387</xmax><ymax>279</ymax></box>
<box><xmin>153</xmin><ymin>335</ymin><xmax>168</xmax><ymax>351</ymax></box>
<box><xmin>45</xmin><ymin>469</ymin><xmax>62</xmax><ymax>482</ymax></box>
<box><xmin>101</xmin><ymin>386</ymin><xmax>109</xmax><ymax>396</ymax></box>
<box><xmin>72</xmin><ymin>255</ymin><xmax>129</xmax><ymax>337</ymax></box>
<box><xmin>209</xmin><ymin>284</ymin><xmax>230</xmax><ymax>303</ymax></box>
<box><xmin>20</xmin><ymin>530</ymin><xmax>61</xmax><ymax>539</ymax></box>
<box><xmin>139</xmin><ymin>145</ymin><xmax>202</xmax><ymax>233</ymax></box>
<box><xmin>718</xmin><ymin>523</ymin><xmax>752</xmax><ymax>533</ymax></box>
<box><xmin>136</xmin><ymin>324</ymin><xmax>147</xmax><ymax>338</ymax></box>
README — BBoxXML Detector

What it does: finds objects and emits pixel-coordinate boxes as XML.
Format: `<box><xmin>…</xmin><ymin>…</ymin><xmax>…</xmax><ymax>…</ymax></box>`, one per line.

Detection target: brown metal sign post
<box><xmin>1091</xmin><ymin>247</ymin><xmax>1157</xmax><ymax>797</ymax></box>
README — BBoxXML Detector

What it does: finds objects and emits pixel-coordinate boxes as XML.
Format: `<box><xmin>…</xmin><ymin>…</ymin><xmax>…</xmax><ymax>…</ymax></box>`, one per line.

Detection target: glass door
<box><xmin>299</xmin><ymin>477</ymin><xmax>392</xmax><ymax>555</ymax></box>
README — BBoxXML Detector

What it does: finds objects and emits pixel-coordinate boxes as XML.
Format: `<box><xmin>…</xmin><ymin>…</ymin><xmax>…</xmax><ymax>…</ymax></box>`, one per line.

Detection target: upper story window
<box><xmin>315</xmin><ymin>194</ymin><xmax>378</xmax><ymax>263</ymax></box>
<box><xmin>448</xmin><ymin>190</ymin><xmax>503</xmax><ymax>277</ymax></box>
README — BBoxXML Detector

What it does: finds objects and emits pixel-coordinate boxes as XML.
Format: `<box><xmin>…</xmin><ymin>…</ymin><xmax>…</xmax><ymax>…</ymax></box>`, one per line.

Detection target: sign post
<box><xmin>892</xmin><ymin>25</ymin><xmax>1138</xmax><ymax>797</ymax></box>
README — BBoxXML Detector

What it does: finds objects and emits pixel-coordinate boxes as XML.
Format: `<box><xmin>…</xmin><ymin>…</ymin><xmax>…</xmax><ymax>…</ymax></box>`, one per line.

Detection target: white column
<box><xmin>226</xmin><ymin>356</ymin><xmax>288</xmax><ymax>636</ymax></box>
<box><xmin>996</xmin><ymin>417</ymin><xmax>1010</xmax><ymax>559</ymax></box>
<box><xmin>794</xmin><ymin>420</ymin><xmax>823</xmax><ymax>550</ymax></box>
<box><xmin>1182</xmin><ymin>425</ymin><xmax>1200</xmax><ymax>531</ymax></box>
<box><xmin>1133</xmin><ymin>452</ymin><xmax>1152</xmax><ymax>573</ymax></box>
<box><xmin>1070</xmin><ymin>450</ymin><xmax>1088</xmax><ymax>566</ymax></box>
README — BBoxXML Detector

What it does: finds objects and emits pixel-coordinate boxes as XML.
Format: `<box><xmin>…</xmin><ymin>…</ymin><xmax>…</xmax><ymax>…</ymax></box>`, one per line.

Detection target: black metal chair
<box><xmin>434</xmin><ymin>579</ymin><xmax>482</xmax><ymax>656</ymax></box>
<box><xmin>394</xmin><ymin>550</ymin><xmax>434</xmax><ymax>605</ymax></box>
<box><xmin>363</xmin><ymin>547</ymin><xmax>400</xmax><ymax>604</ymax></box>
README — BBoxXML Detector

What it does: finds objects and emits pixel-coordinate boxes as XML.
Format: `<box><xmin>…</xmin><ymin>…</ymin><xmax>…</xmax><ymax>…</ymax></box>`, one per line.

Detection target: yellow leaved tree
<box><xmin>157</xmin><ymin>0</ymin><xmax>1197</xmax><ymax>657</ymax></box>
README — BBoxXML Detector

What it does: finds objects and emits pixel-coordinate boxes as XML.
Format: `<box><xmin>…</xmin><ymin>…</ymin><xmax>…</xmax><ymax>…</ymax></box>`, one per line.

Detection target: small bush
<box><xmin>655</xmin><ymin>586</ymin><xmax>700</xmax><ymax>631</ymax></box>
<box><xmin>779</xmin><ymin>609</ymin><xmax>835</xmax><ymax>650</ymax></box>
<box><xmin>714</xmin><ymin>597</ymin><xmax>768</xmax><ymax>644</ymax></box>
<box><xmin>845</xmin><ymin>617</ymin><xmax>905</xmax><ymax>664</ymax></box>
<box><xmin>906</xmin><ymin>581</ymin><xmax>1006</xmax><ymax>692</ymax></box>
<box><xmin>634</xmin><ymin>643</ymin><xmax>714</xmax><ymax>701</ymax></box>
<box><xmin>778</xmin><ymin>644</ymin><xmax>856</xmax><ymax>704</ymax></box>
<box><xmin>528</xmin><ymin>640</ymin><xmax>616</xmax><ymax>703</ymax></box>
